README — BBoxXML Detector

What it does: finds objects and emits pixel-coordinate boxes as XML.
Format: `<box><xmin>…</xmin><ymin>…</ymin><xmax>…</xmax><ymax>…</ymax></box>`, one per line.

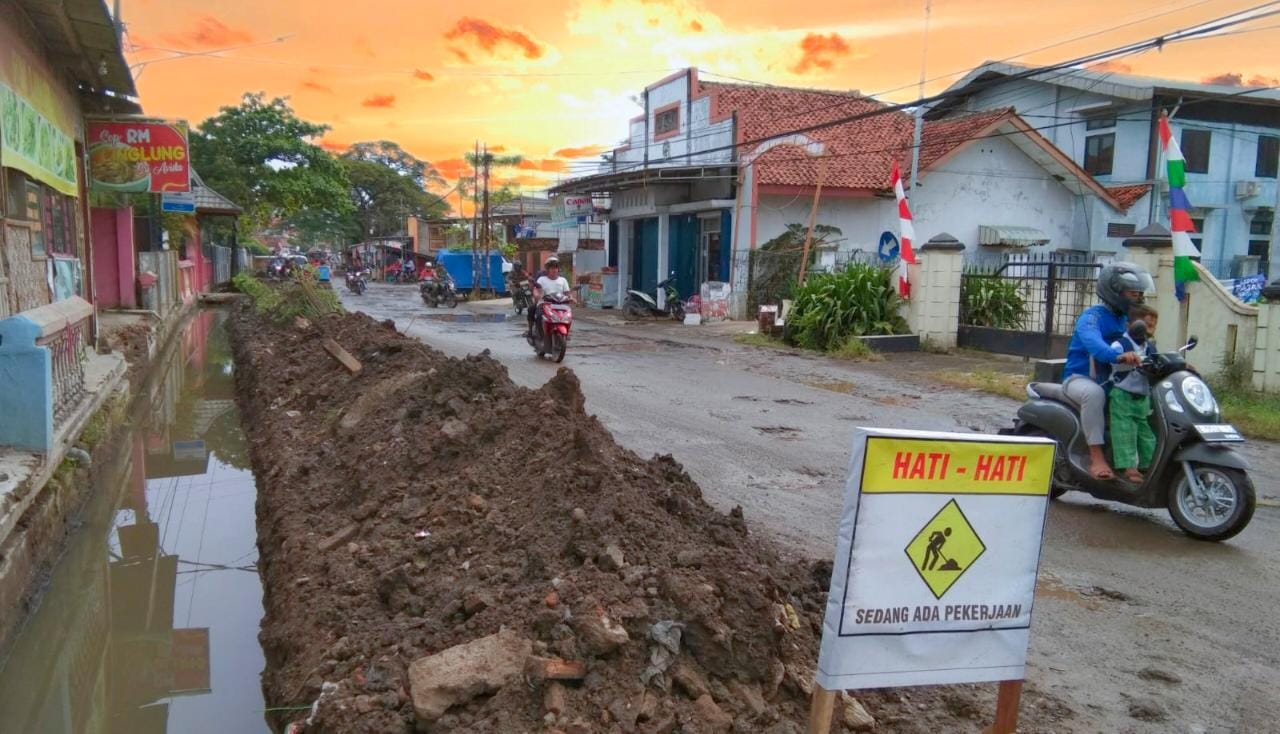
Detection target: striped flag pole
<box><xmin>1157</xmin><ymin>113</ymin><xmax>1201</xmax><ymax>290</ymax></box>
<box><xmin>891</xmin><ymin>161</ymin><xmax>918</xmax><ymax>299</ymax></box>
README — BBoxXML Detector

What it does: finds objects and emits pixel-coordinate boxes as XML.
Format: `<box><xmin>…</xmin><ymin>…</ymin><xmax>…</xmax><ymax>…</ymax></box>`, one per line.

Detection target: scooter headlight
<box><xmin>1180</xmin><ymin>376</ymin><xmax>1217</xmax><ymax>416</ymax></box>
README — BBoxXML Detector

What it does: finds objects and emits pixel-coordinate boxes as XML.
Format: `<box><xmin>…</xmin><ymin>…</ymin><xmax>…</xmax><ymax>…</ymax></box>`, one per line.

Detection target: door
<box><xmin>699</xmin><ymin>214</ymin><xmax>722</xmax><ymax>289</ymax></box>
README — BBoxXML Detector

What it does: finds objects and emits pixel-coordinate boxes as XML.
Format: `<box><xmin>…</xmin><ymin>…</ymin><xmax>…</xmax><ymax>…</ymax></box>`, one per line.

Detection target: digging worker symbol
<box><xmin>923</xmin><ymin>527</ymin><xmax>958</xmax><ymax>571</ymax></box>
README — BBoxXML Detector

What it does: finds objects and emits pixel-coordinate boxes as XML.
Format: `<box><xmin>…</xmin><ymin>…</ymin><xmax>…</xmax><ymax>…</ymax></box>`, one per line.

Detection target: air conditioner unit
<box><xmin>1236</xmin><ymin>180</ymin><xmax>1263</xmax><ymax>199</ymax></box>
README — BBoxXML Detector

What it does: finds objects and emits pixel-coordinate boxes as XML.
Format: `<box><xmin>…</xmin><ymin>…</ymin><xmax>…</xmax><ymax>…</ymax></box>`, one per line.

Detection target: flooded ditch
<box><xmin>0</xmin><ymin>309</ymin><xmax>270</xmax><ymax>733</ymax></box>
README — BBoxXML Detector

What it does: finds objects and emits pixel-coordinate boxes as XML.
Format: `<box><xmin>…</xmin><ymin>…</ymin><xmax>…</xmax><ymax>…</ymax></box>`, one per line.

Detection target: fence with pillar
<box><xmin>0</xmin><ymin>297</ymin><xmax>93</xmax><ymax>452</ymax></box>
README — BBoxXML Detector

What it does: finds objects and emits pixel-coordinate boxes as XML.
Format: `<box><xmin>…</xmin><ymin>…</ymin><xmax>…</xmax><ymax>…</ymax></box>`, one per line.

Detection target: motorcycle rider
<box><xmin>1062</xmin><ymin>262</ymin><xmax>1154</xmax><ymax>481</ymax></box>
<box><xmin>526</xmin><ymin>256</ymin><xmax>570</xmax><ymax>338</ymax></box>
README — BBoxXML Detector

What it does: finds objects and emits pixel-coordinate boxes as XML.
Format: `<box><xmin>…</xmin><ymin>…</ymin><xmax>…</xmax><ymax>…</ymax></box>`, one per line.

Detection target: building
<box><xmin>551</xmin><ymin>68</ymin><xmax>1134</xmax><ymax>316</ymax></box>
<box><xmin>931</xmin><ymin>61</ymin><xmax>1280</xmax><ymax>278</ymax></box>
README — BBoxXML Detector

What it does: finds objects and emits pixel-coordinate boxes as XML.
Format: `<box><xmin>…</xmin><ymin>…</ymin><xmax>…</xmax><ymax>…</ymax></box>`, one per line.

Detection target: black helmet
<box><xmin>1096</xmin><ymin>261</ymin><xmax>1154</xmax><ymax>314</ymax></box>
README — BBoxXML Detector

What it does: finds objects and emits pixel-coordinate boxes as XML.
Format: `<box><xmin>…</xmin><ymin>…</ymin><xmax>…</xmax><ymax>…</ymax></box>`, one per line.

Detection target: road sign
<box><xmin>161</xmin><ymin>190</ymin><xmax>195</xmax><ymax>213</ymax></box>
<box><xmin>816</xmin><ymin>427</ymin><xmax>1054</xmax><ymax>690</ymax></box>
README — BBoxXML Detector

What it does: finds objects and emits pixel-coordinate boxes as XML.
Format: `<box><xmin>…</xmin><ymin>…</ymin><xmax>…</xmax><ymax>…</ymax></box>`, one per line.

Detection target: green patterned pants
<box><xmin>1109</xmin><ymin>390</ymin><xmax>1156</xmax><ymax>470</ymax></box>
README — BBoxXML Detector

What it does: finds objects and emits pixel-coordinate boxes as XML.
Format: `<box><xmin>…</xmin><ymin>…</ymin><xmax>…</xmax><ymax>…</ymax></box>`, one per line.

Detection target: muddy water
<box><xmin>0</xmin><ymin>309</ymin><xmax>270</xmax><ymax>734</ymax></box>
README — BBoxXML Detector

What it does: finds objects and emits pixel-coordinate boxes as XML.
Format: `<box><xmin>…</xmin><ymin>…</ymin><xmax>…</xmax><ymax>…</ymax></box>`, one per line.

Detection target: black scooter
<box><xmin>1003</xmin><ymin>337</ymin><xmax>1255</xmax><ymax>541</ymax></box>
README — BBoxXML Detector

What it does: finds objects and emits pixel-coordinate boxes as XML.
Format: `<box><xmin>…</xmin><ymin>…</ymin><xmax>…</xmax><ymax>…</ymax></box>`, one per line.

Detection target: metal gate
<box><xmin>958</xmin><ymin>256</ymin><xmax>1101</xmax><ymax>359</ymax></box>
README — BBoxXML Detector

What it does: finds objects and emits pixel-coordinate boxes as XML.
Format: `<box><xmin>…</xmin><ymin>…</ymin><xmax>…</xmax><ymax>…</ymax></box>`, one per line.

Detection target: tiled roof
<box><xmin>1105</xmin><ymin>184</ymin><xmax>1151</xmax><ymax>212</ymax></box>
<box><xmin>707</xmin><ymin>78</ymin><xmax>1013</xmax><ymax>191</ymax></box>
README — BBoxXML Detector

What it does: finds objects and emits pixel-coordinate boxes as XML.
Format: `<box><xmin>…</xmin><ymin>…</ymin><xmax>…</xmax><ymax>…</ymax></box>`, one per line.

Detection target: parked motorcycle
<box><xmin>527</xmin><ymin>292</ymin><xmax>573</xmax><ymax>363</ymax></box>
<box><xmin>1002</xmin><ymin>337</ymin><xmax>1255</xmax><ymax>541</ymax></box>
<box><xmin>345</xmin><ymin>268</ymin><xmax>368</xmax><ymax>295</ymax></box>
<box><xmin>623</xmin><ymin>272</ymin><xmax>685</xmax><ymax>321</ymax></box>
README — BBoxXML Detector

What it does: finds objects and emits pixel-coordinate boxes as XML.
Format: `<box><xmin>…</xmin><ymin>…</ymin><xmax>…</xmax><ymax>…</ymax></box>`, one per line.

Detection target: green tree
<box><xmin>345</xmin><ymin>141</ymin><xmax>446</xmax><ymax>191</ymax></box>
<box><xmin>190</xmin><ymin>93</ymin><xmax>352</xmax><ymax>234</ymax></box>
<box><xmin>340</xmin><ymin>156</ymin><xmax>449</xmax><ymax>238</ymax></box>
<box><xmin>283</xmin><ymin>208</ymin><xmax>361</xmax><ymax>250</ymax></box>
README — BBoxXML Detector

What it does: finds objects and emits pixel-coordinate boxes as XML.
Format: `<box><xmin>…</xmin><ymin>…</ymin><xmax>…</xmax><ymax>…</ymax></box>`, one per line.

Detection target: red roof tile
<box><xmin>701</xmin><ymin>80</ymin><xmax>1013</xmax><ymax>191</ymax></box>
<box><xmin>1105</xmin><ymin>184</ymin><xmax>1151</xmax><ymax>211</ymax></box>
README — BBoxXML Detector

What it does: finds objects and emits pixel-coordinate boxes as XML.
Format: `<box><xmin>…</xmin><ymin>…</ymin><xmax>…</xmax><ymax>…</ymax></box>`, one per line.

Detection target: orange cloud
<box><xmin>518</xmin><ymin>159</ymin><xmax>569</xmax><ymax>173</ymax></box>
<box><xmin>1086</xmin><ymin>60</ymin><xmax>1133</xmax><ymax>74</ymax></box>
<box><xmin>413</xmin><ymin>69</ymin><xmax>435</xmax><ymax>82</ymax></box>
<box><xmin>1201</xmin><ymin>71</ymin><xmax>1279</xmax><ymax>87</ymax></box>
<box><xmin>498</xmin><ymin>174</ymin><xmax>555</xmax><ymax>188</ymax></box>
<box><xmin>790</xmin><ymin>32</ymin><xmax>851</xmax><ymax>74</ymax></box>
<box><xmin>300</xmin><ymin>80</ymin><xmax>332</xmax><ymax>93</ymax></box>
<box><xmin>435</xmin><ymin>158</ymin><xmax>471</xmax><ymax>180</ymax></box>
<box><xmin>555</xmin><ymin>144</ymin><xmax>608</xmax><ymax>159</ymax></box>
<box><xmin>689</xmin><ymin>20</ymin><xmax>704</xmax><ymax>32</ymax></box>
<box><xmin>159</xmin><ymin>15</ymin><xmax>252</xmax><ymax>50</ymax></box>
<box><xmin>444</xmin><ymin>17</ymin><xmax>545</xmax><ymax>62</ymax></box>
<box><xmin>318</xmin><ymin>139</ymin><xmax>348</xmax><ymax>153</ymax></box>
<box><xmin>361</xmin><ymin>94</ymin><xmax>396</xmax><ymax>108</ymax></box>
<box><xmin>488</xmin><ymin>145</ymin><xmax>507</xmax><ymax>153</ymax></box>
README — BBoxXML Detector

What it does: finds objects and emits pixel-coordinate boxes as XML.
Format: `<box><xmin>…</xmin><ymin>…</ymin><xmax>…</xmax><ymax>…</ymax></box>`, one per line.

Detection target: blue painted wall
<box><xmin>0</xmin><ymin>316</ymin><xmax>54</xmax><ymax>452</ymax></box>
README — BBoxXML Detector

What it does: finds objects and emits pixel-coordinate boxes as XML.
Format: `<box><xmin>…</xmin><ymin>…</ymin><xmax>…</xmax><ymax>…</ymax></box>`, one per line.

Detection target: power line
<box><xmin>554</xmin><ymin>3</ymin><xmax>1280</xmax><ymax>180</ymax></box>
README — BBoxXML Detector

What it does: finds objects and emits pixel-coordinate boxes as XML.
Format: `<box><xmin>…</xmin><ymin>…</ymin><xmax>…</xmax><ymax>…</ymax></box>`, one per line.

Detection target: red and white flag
<box><xmin>891</xmin><ymin>161</ymin><xmax>917</xmax><ymax>298</ymax></box>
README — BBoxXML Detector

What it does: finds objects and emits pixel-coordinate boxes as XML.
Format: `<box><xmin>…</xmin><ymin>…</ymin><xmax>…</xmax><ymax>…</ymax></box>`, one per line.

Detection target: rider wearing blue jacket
<box><xmin>1062</xmin><ymin>262</ymin><xmax>1153</xmax><ymax>481</ymax></box>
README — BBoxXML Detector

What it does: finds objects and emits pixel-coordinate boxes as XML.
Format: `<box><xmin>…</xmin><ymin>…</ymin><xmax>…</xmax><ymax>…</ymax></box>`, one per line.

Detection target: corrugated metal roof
<box><xmin>191</xmin><ymin>170</ymin><xmax>242</xmax><ymax>215</ymax></box>
<box><xmin>944</xmin><ymin>61</ymin><xmax>1280</xmax><ymax>106</ymax></box>
<box><xmin>979</xmin><ymin>225</ymin><xmax>1051</xmax><ymax>248</ymax></box>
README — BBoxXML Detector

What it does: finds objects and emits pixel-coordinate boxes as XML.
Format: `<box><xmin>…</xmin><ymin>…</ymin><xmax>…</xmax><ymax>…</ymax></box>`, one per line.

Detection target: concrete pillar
<box><xmin>916</xmin><ymin>233</ymin><xmax>966</xmax><ymax>349</ymax></box>
<box><xmin>656</xmin><ymin>213</ymin><xmax>670</xmax><ymax>310</ymax></box>
<box><xmin>616</xmin><ymin>220</ymin><xmax>631</xmax><ymax>308</ymax></box>
<box><xmin>1122</xmin><ymin>223</ymin><xmax>1179</xmax><ymax>349</ymax></box>
<box><xmin>1255</xmin><ymin>283</ymin><xmax>1280</xmax><ymax>391</ymax></box>
<box><xmin>0</xmin><ymin>316</ymin><xmax>54</xmax><ymax>452</ymax></box>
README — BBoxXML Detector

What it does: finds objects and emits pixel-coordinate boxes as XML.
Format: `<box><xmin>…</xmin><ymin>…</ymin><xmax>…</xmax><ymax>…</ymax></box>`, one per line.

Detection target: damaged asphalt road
<box><xmin>340</xmin><ymin>283</ymin><xmax>1280</xmax><ymax>733</ymax></box>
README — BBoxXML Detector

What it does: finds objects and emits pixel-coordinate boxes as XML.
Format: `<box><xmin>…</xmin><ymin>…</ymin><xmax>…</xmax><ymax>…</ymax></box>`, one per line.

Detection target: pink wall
<box><xmin>90</xmin><ymin>207</ymin><xmax>137</xmax><ymax>309</ymax></box>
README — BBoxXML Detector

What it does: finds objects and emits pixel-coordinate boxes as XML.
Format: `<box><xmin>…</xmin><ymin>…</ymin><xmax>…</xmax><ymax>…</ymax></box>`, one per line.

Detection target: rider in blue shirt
<box><xmin>1062</xmin><ymin>262</ymin><xmax>1153</xmax><ymax>480</ymax></box>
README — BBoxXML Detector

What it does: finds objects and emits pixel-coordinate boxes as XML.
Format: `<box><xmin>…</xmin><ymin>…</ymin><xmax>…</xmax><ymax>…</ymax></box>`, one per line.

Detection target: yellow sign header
<box><xmin>861</xmin><ymin>437</ymin><xmax>1054</xmax><ymax>496</ymax></box>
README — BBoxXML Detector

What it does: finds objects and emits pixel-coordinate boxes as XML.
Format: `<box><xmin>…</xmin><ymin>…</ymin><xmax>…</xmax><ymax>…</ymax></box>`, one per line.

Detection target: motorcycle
<box><xmin>268</xmin><ymin>258</ymin><xmax>288</xmax><ymax>281</ymax></box>
<box><xmin>511</xmin><ymin>280</ymin><xmax>534</xmax><ymax>315</ymax></box>
<box><xmin>345</xmin><ymin>268</ymin><xmax>367</xmax><ymax>295</ymax></box>
<box><xmin>419</xmin><ymin>274</ymin><xmax>459</xmax><ymax>308</ymax></box>
<box><xmin>527</xmin><ymin>292</ymin><xmax>573</xmax><ymax>363</ymax></box>
<box><xmin>623</xmin><ymin>272</ymin><xmax>685</xmax><ymax>321</ymax></box>
<box><xmin>1003</xmin><ymin>337</ymin><xmax>1255</xmax><ymax>541</ymax></box>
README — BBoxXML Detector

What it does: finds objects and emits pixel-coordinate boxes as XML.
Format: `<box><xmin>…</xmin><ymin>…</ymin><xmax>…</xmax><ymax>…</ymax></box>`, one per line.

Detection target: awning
<box><xmin>978</xmin><ymin>225</ymin><xmax>1050</xmax><ymax>248</ymax></box>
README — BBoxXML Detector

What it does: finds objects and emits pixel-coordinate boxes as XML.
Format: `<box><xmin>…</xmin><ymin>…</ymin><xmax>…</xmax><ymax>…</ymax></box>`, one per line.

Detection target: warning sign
<box><xmin>904</xmin><ymin>499</ymin><xmax>985</xmax><ymax>599</ymax></box>
<box><xmin>816</xmin><ymin>428</ymin><xmax>1054</xmax><ymax>690</ymax></box>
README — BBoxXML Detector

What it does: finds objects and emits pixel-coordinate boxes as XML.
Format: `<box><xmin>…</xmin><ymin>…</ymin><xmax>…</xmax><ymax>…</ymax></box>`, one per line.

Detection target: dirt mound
<box><xmin>231</xmin><ymin>306</ymin><xmax>1074</xmax><ymax>733</ymax></box>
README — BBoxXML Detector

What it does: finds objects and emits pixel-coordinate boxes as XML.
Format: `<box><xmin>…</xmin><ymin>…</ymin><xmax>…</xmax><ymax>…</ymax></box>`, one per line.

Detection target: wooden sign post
<box><xmin>809</xmin><ymin>428</ymin><xmax>1054</xmax><ymax>734</ymax></box>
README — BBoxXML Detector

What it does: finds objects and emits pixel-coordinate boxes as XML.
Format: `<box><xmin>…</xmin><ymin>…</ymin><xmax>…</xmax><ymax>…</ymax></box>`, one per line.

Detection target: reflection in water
<box><xmin>0</xmin><ymin>310</ymin><xmax>269</xmax><ymax>734</ymax></box>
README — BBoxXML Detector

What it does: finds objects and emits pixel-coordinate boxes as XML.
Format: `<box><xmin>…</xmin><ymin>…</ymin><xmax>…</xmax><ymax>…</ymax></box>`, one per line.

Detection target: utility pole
<box><xmin>472</xmin><ymin>141</ymin><xmax>480</xmax><ymax>289</ymax></box>
<box><xmin>907</xmin><ymin>0</ymin><xmax>933</xmax><ymax>197</ymax></box>
<box><xmin>482</xmin><ymin>143</ymin><xmax>492</xmax><ymax>291</ymax></box>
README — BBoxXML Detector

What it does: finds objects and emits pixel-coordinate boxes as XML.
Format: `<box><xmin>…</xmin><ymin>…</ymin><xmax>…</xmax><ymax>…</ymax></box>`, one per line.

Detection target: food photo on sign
<box><xmin>86</xmin><ymin>118</ymin><xmax>191</xmax><ymax>193</ymax></box>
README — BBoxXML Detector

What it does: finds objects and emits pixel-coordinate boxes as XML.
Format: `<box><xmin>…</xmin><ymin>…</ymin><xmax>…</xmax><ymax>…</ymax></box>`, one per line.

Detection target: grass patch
<box><xmin>1209</xmin><ymin>363</ymin><xmax>1280</xmax><ymax>441</ymax></box>
<box><xmin>734</xmin><ymin>332</ymin><xmax>883</xmax><ymax>361</ymax></box>
<box><xmin>937</xmin><ymin>368</ymin><xmax>1030</xmax><ymax>401</ymax></box>
<box><xmin>733</xmin><ymin>332</ymin><xmax>792</xmax><ymax>350</ymax></box>
<box><xmin>831</xmin><ymin>337</ymin><xmax>883</xmax><ymax>362</ymax></box>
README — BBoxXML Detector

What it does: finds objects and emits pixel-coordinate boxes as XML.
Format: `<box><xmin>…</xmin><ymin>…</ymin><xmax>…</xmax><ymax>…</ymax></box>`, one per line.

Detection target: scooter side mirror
<box><xmin>1186</xmin><ymin>336</ymin><xmax>1199</xmax><ymax>351</ymax></box>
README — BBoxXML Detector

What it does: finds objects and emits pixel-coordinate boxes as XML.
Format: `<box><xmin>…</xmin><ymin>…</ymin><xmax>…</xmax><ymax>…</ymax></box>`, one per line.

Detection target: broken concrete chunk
<box><xmin>599</xmin><ymin>543</ymin><xmax>626</xmax><ymax>571</ymax></box>
<box><xmin>573</xmin><ymin>607</ymin><xmax>630</xmax><ymax>656</ymax></box>
<box><xmin>840</xmin><ymin>692</ymin><xmax>876</xmax><ymax>732</ymax></box>
<box><xmin>692</xmin><ymin>694</ymin><xmax>733</xmax><ymax>733</ymax></box>
<box><xmin>543</xmin><ymin>681</ymin><xmax>568</xmax><ymax>716</ymax></box>
<box><xmin>440</xmin><ymin>418</ymin><xmax>470</xmax><ymax>440</ymax></box>
<box><xmin>407</xmin><ymin>629</ymin><xmax>533</xmax><ymax>723</ymax></box>
<box><xmin>672</xmin><ymin>661</ymin><xmax>711</xmax><ymax>700</ymax></box>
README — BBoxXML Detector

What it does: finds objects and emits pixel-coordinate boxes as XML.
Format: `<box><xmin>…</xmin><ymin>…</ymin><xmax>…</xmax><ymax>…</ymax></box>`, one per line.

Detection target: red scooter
<box><xmin>527</xmin><ymin>292</ymin><xmax>573</xmax><ymax>362</ymax></box>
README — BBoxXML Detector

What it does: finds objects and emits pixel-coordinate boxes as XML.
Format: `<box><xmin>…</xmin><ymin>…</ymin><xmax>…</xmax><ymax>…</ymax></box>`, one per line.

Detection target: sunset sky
<box><xmin>121</xmin><ymin>0</ymin><xmax>1280</xmax><ymax>207</ymax></box>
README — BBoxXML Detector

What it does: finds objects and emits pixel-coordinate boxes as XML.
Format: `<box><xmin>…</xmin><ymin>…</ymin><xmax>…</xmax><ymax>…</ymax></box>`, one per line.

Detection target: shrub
<box><xmin>233</xmin><ymin>268</ymin><xmax>342</xmax><ymax>323</ymax></box>
<box><xmin>785</xmin><ymin>263</ymin><xmax>908</xmax><ymax>351</ymax></box>
<box><xmin>962</xmin><ymin>276</ymin><xmax>1028</xmax><ymax>330</ymax></box>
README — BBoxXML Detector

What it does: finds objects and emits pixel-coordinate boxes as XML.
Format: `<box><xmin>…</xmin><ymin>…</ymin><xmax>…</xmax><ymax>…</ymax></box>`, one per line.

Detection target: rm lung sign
<box><xmin>817</xmin><ymin>428</ymin><xmax>1055</xmax><ymax>689</ymax></box>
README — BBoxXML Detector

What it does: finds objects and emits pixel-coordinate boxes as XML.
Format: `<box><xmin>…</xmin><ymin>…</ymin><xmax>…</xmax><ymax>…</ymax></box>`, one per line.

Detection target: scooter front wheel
<box><xmin>552</xmin><ymin>332</ymin><xmax>567</xmax><ymax>363</ymax></box>
<box><xmin>1168</xmin><ymin>465</ymin><xmax>1255</xmax><ymax>541</ymax></box>
<box><xmin>623</xmin><ymin>301</ymin><xmax>647</xmax><ymax>319</ymax></box>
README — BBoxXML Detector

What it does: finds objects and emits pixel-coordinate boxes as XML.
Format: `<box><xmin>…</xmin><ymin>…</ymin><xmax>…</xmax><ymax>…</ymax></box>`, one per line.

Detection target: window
<box><xmin>1084</xmin><ymin>133</ymin><xmax>1115</xmax><ymax>175</ymax></box>
<box><xmin>1085</xmin><ymin>115</ymin><xmax>1116</xmax><ymax>131</ymax></box>
<box><xmin>1190</xmin><ymin>216</ymin><xmax>1205</xmax><ymax>251</ymax></box>
<box><xmin>1181</xmin><ymin>129</ymin><xmax>1211</xmax><ymax>174</ymax></box>
<box><xmin>1250</xmin><ymin>210</ymin><xmax>1273</xmax><ymax>236</ymax></box>
<box><xmin>654</xmin><ymin>106</ymin><xmax>679</xmax><ymax>137</ymax></box>
<box><xmin>1257</xmin><ymin>135</ymin><xmax>1279</xmax><ymax>178</ymax></box>
<box><xmin>26</xmin><ymin>179</ymin><xmax>45</xmax><ymax>257</ymax></box>
<box><xmin>1106</xmin><ymin>222</ymin><xmax>1136</xmax><ymax>238</ymax></box>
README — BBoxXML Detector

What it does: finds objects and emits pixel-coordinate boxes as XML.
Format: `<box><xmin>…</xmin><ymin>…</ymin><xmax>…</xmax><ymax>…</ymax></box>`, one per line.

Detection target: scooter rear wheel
<box><xmin>1015</xmin><ymin>426</ymin><xmax>1069</xmax><ymax>498</ymax></box>
<box><xmin>623</xmin><ymin>301</ymin><xmax>647</xmax><ymax>319</ymax></box>
<box><xmin>1168</xmin><ymin>465</ymin><xmax>1255</xmax><ymax>541</ymax></box>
